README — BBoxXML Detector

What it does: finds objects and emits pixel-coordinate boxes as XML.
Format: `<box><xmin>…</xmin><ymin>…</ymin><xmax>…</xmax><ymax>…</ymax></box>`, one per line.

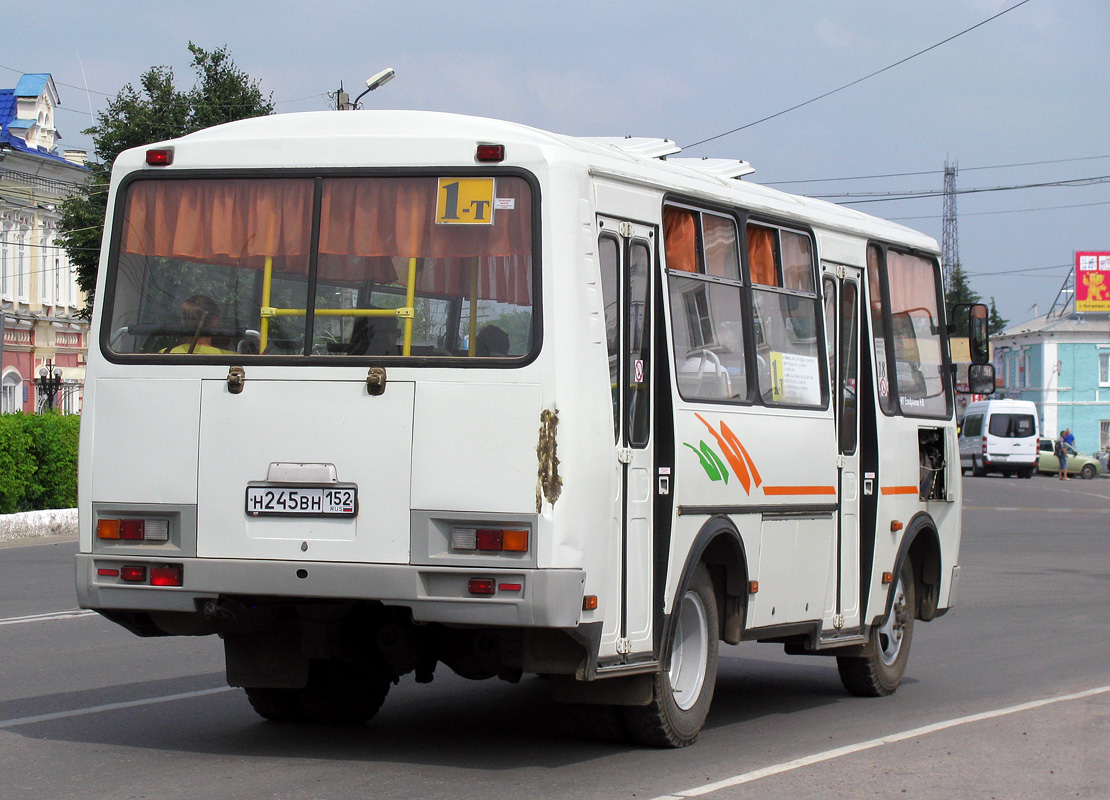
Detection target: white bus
<box><xmin>76</xmin><ymin>111</ymin><xmax>993</xmax><ymax>747</ymax></box>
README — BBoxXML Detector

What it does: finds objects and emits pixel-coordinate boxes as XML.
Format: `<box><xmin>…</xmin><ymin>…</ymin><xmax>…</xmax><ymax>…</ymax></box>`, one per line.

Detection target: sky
<box><xmin>3</xmin><ymin>0</ymin><xmax>1107</xmax><ymax>326</ymax></box>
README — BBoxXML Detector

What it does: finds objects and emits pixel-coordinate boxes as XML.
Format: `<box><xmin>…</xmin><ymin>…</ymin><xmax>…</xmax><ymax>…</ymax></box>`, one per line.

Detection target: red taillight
<box><xmin>120</xmin><ymin>519</ymin><xmax>145</xmax><ymax>540</ymax></box>
<box><xmin>498</xmin><ymin>582</ymin><xmax>522</xmax><ymax>592</ymax></box>
<box><xmin>120</xmin><ymin>565</ymin><xmax>147</xmax><ymax>582</ymax></box>
<box><xmin>475</xmin><ymin>143</ymin><xmax>505</xmax><ymax>162</ymax></box>
<box><xmin>97</xmin><ymin>568</ymin><xmax>119</xmax><ymax>577</ymax></box>
<box><xmin>146</xmin><ymin>148</ymin><xmax>173</xmax><ymax>166</ymax></box>
<box><xmin>150</xmin><ymin>565</ymin><xmax>183</xmax><ymax>587</ymax></box>
<box><xmin>476</xmin><ymin>529</ymin><xmax>503</xmax><ymax>551</ymax></box>
<box><xmin>468</xmin><ymin>578</ymin><xmax>495</xmax><ymax>595</ymax></box>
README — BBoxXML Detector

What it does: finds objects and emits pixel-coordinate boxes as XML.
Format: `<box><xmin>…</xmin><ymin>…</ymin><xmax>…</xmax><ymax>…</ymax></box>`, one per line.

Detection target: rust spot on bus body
<box><xmin>536</xmin><ymin>408</ymin><xmax>562</xmax><ymax>511</ymax></box>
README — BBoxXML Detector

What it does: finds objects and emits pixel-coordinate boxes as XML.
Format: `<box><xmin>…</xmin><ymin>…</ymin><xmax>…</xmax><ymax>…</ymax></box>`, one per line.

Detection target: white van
<box><xmin>959</xmin><ymin>399</ymin><xmax>1039</xmax><ymax>477</ymax></box>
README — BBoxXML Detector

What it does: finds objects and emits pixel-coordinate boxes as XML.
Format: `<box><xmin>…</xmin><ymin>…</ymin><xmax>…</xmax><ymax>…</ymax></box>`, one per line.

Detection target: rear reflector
<box><xmin>150</xmin><ymin>565</ymin><xmax>183</xmax><ymax>587</ymax></box>
<box><xmin>468</xmin><ymin>578</ymin><xmax>495</xmax><ymax>595</ymax></box>
<box><xmin>120</xmin><ymin>566</ymin><xmax>147</xmax><ymax>582</ymax></box>
<box><xmin>498</xmin><ymin>582</ymin><xmax>522</xmax><ymax>592</ymax></box>
<box><xmin>146</xmin><ymin>148</ymin><xmax>173</xmax><ymax>165</ymax></box>
<box><xmin>97</xmin><ymin>568</ymin><xmax>120</xmax><ymax>577</ymax></box>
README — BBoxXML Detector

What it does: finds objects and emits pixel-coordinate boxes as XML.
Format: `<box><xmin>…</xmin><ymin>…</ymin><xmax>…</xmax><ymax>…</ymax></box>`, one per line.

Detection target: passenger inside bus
<box><xmin>161</xmin><ymin>295</ymin><xmax>236</xmax><ymax>355</ymax></box>
<box><xmin>475</xmin><ymin>324</ymin><xmax>510</xmax><ymax>357</ymax></box>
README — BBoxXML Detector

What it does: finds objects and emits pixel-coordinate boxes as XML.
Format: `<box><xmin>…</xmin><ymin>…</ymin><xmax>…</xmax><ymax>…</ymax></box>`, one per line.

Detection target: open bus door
<box><xmin>598</xmin><ymin>217</ymin><xmax>656</xmax><ymax>661</ymax></box>
<box><xmin>822</xmin><ymin>264</ymin><xmax>863</xmax><ymax>636</ymax></box>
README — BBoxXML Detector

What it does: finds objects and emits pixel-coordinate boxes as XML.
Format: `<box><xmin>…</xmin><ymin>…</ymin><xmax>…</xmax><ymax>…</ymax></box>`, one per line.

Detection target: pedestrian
<box><xmin>1055</xmin><ymin>432</ymin><xmax>1070</xmax><ymax>480</ymax></box>
<box><xmin>1063</xmin><ymin>428</ymin><xmax>1076</xmax><ymax>451</ymax></box>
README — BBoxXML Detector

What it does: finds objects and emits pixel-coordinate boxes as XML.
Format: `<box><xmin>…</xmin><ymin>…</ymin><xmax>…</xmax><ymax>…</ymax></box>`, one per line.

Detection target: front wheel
<box><xmin>624</xmin><ymin>563</ymin><xmax>719</xmax><ymax>748</ymax></box>
<box><xmin>837</xmin><ymin>558</ymin><xmax>915</xmax><ymax>697</ymax></box>
<box><xmin>1081</xmin><ymin>463</ymin><xmax>1097</xmax><ymax>480</ymax></box>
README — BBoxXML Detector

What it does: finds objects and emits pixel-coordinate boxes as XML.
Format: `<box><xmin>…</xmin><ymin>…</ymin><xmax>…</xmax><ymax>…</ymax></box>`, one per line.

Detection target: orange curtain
<box><xmin>886</xmin><ymin>250</ymin><xmax>939</xmax><ymax>316</ymax></box>
<box><xmin>747</xmin><ymin>224</ymin><xmax>778</xmax><ymax>286</ymax></box>
<box><xmin>120</xmin><ymin>179</ymin><xmax>314</xmax><ymax>273</ymax></box>
<box><xmin>663</xmin><ymin>207</ymin><xmax>698</xmax><ymax>272</ymax></box>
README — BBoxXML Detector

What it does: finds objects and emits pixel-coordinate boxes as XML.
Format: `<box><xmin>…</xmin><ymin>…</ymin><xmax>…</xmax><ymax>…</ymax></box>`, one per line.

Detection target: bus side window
<box><xmin>747</xmin><ymin>224</ymin><xmax>825</xmax><ymax>408</ymax></box>
<box><xmin>664</xmin><ymin>205</ymin><xmax>747</xmax><ymax>402</ymax></box>
<box><xmin>600</xmin><ymin>235</ymin><xmax>621</xmax><ymax>443</ymax></box>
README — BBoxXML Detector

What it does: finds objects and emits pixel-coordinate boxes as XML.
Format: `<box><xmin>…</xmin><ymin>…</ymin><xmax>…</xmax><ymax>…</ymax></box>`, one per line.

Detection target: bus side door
<box><xmin>598</xmin><ymin>217</ymin><xmax>656</xmax><ymax>659</ymax></box>
<box><xmin>822</xmin><ymin>264</ymin><xmax>863</xmax><ymax>634</ymax></box>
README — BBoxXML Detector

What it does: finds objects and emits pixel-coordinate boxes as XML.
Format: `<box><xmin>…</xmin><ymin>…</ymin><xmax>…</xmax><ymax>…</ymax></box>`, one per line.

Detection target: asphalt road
<box><xmin>1</xmin><ymin>472</ymin><xmax>1107</xmax><ymax>800</ymax></box>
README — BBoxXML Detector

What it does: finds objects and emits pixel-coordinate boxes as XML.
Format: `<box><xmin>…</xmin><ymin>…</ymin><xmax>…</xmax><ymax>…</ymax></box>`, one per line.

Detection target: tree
<box><xmin>57</xmin><ymin>44</ymin><xmax>273</xmax><ymax>316</ymax></box>
<box><xmin>944</xmin><ymin>260</ymin><xmax>981</xmax><ymax>337</ymax></box>
<box><xmin>987</xmin><ymin>297</ymin><xmax>1008</xmax><ymax>335</ymax></box>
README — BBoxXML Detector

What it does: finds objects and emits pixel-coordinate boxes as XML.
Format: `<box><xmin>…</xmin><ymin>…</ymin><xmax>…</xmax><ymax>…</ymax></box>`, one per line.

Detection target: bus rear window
<box><xmin>105</xmin><ymin>175</ymin><xmax>535</xmax><ymax>360</ymax></box>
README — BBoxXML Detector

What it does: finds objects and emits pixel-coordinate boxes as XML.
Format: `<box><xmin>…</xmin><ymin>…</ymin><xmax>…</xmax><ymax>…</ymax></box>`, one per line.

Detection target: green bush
<box><xmin>0</xmin><ymin>413</ymin><xmax>80</xmax><ymax>513</ymax></box>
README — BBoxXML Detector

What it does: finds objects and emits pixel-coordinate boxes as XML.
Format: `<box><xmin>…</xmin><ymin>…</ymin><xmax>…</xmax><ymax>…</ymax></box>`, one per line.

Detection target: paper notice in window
<box><xmin>770</xmin><ymin>351</ymin><xmax>822</xmax><ymax>405</ymax></box>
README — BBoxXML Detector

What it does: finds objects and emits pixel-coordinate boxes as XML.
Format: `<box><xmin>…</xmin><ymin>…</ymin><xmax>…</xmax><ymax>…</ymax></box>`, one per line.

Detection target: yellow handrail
<box><xmin>468</xmin><ymin>260</ymin><xmax>479</xmax><ymax>356</ymax></box>
<box><xmin>256</xmin><ymin>254</ymin><xmax>419</xmax><ymax>354</ymax></box>
<box><xmin>402</xmin><ymin>257</ymin><xmax>417</xmax><ymax>357</ymax></box>
<box><xmin>260</xmin><ymin>255</ymin><xmax>274</xmax><ymax>352</ymax></box>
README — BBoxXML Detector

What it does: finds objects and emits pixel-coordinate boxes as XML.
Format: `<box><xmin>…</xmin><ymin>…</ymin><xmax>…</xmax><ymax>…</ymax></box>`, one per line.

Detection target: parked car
<box><xmin>1037</xmin><ymin>438</ymin><xmax>1101</xmax><ymax>479</ymax></box>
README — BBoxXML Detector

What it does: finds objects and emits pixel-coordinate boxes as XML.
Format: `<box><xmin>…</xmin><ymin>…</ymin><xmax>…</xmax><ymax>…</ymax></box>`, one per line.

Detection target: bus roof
<box><xmin>119</xmin><ymin>109</ymin><xmax>939</xmax><ymax>254</ymax></box>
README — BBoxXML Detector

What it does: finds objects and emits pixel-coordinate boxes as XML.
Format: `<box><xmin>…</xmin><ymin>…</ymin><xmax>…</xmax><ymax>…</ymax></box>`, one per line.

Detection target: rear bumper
<box><xmin>76</xmin><ymin>553</ymin><xmax>586</xmax><ymax>628</ymax></box>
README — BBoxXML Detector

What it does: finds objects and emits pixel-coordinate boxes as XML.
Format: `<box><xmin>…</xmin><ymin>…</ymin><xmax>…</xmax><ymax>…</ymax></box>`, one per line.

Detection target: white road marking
<box><xmin>0</xmin><ymin>687</ymin><xmax>235</xmax><ymax>729</ymax></box>
<box><xmin>0</xmin><ymin>609</ymin><xmax>97</xmax><ymax>626</ymax></box>
<box><xmin>648</xmin><ymin>684</ymin><xmax>1110</xmax><ymax>800</ymax></box>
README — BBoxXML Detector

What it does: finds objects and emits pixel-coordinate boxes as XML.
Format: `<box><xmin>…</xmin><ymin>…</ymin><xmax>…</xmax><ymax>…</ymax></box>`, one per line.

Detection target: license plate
<box><xmin>246</xmin><ymin>485</ymin><xmax>358</xmax><ymax>517</ymax></box>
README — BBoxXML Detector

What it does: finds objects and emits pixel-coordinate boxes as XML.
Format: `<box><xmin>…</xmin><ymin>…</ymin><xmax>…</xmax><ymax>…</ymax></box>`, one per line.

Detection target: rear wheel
<box><xmin>1081</xmin><ymin>463</ymin><xmax>1097</xmax><ymax>480</ymax></box>
<box><xmin>624</xmin><ymin>563</ymin><xmax>718</xmax><ymax>748</ymax></box>
<box><xmin>245</xmin><ymin>658</ymin><xmax>390</xmax><ymax>725</ymax></box>
<box><xmin>972</xmin><ymin>458</ymin><xmax>986</xmax><ymax>477</ymax></box>
<box><xmin>837</xmin><ymin>558</ymin><xmax>915</xmax><ymax>697</ymax></box>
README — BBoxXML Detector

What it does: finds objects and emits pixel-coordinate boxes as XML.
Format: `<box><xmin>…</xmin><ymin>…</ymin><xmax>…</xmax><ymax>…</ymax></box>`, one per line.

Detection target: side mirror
<box><xmin>953</xmin><ymin>303</ymin><xmax>991</xmax><ymax>364</ymax></box>
<box><xmin>967</xmin><ymin>363</ymin><xmax>995</xmax><ymax>395</ymax></box>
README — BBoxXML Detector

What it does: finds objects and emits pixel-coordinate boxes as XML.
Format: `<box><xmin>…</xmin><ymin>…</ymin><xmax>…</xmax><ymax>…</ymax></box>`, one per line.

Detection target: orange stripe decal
<box><xmin>695</xmin><ymin>413</ymin><xmax>752</xmax><ymax>494</ymax></box>
<box><xmin>880</xmin><ymin>485</ymin><xmax>919</xmax><ymax>495</ymax></box>
<box><xmin>762</xmin><ymin>485</ymin><xmax>837</xmax><ymax>496</ymax></box>
<box><xmin>720</xmin><ymin>421</ymin><xmax>763</xmax><ymax>488</ymax></box>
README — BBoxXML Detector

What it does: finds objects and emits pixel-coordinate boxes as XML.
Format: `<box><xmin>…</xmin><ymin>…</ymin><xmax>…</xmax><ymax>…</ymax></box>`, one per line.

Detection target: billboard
<box><xmin>1075</xmin><ymin>251</ymin><xmax>1110</xmax><ymax>312</ymax></box>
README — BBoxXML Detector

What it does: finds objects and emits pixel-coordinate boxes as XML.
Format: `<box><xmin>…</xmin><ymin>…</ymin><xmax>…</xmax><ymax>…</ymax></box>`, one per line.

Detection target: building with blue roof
<box><xmin>1</xmin><ymin>72</ymin><xmax>90</xmax><ymax>415</ymax></box>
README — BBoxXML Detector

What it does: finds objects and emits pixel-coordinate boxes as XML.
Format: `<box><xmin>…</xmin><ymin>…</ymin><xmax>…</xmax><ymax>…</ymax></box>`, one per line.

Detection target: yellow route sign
<box><xmin>436</xmin><ymin>178</ymin><xmax>495</xmax><ymax>225</ymax></box>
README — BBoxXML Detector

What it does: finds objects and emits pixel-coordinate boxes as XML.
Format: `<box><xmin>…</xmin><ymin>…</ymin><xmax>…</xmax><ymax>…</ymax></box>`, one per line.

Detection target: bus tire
<box><xmin>299</xmin><ymin>659</ymin><xmax>390</xmax><ymax>725</ymax></box>
<box><xmin>837</xmin><ymin>558</ymin><xmax>915</xmax><ymax>697</ymax></box>
<box><xmin>624</xmin><ymin>563</ymin><xmax>718</xmax><ymax>748</ymax></box>
<box><xmin>244</xmin><ymin>687</ymin><xmax>307</xmax><ymax>722</ymax></box>
<box><xmin>246</xmin><ymin>659</ymin><xmax>390</xmax><ymax>725</ymax></box>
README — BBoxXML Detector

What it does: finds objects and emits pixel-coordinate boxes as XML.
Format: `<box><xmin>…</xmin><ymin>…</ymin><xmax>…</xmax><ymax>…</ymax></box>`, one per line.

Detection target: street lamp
<box><xmin>352</xmin><ymin>68</ymin><xmax>395</xmax><ymax>109</ymax></box>
<box><xmin>37</xmin><ymin>359</ymin><xmax>63</xmax><ymax>412</ymax></box>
